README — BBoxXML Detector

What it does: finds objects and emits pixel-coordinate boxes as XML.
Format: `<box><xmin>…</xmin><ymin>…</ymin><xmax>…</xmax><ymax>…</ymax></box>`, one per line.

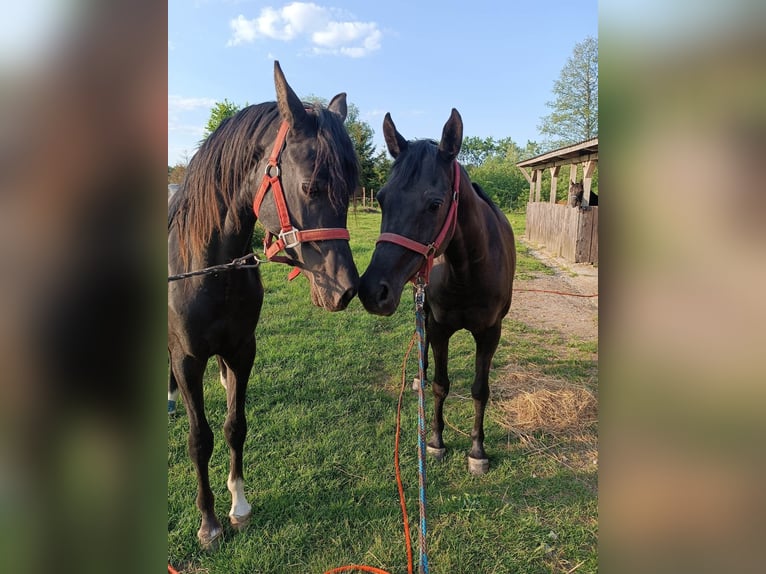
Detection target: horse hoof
<box><xmin>426</xmin><ymin>445</ymin><xmax>446</xmax><ymax>461</ymax></box>
<box><xmin>168</xmin><ymin>399</ymin><xmax>176</xmax><ymax>415</ymax></box>
<box><xmin>197</xmin><ymin>525</ymin><xmax>223</xmax><ymax>550</ymax></box>
<box><xmin>229</xmin><ymin>511</ymin><xmax>252</xmax><ymax>531</ymax></box>
<box><xmin>468</xmin><ymin>456</ymin><xmax>489</xmax><ymax>476</ymax></box>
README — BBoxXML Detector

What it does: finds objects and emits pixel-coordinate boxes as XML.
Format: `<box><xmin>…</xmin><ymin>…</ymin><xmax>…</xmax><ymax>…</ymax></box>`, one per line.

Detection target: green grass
<box><xmin>168</xmin><ymin>210</ymin><xmax>597</xmax><ymax>574</ymax></box>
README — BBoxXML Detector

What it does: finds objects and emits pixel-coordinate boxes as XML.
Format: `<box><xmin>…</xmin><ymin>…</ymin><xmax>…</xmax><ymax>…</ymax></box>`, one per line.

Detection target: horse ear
<box><xmin>438</xmin><ymin>108</ymin><xmax>463</xmax><ymax>163</ymax></box>
<box><xmin>274</xmin><ymin>60</ymin><xmax>308</xmax><ymax>127</ymax></box>
<box><xmin>383</xmin><ymin>113</ymin><xmax>408</xmax><ymax>159</ymax></box>
<box><xmin>327</xmin><ymin>93</ymin><xmax>348</xmax><ymax>122</ymax></box>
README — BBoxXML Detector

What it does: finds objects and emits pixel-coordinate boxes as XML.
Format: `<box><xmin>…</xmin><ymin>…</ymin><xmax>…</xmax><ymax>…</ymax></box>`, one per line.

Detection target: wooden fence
<box><xmin>525</xmin><ymin>202</ymin><xmax>598</xmax><ymax>264</ymax></box>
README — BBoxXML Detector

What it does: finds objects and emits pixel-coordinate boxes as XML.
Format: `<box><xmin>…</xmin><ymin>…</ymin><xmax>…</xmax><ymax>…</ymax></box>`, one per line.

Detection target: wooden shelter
<box><xmin>516</xmin><ymin>138</ymin><xmax>598</xmax><ymax>264</ymax></box>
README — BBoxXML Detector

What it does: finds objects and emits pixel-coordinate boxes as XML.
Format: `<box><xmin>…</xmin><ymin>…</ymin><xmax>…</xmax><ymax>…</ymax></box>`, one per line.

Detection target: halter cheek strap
<box><xmin>375</xmin><ymin>161</ymin><xmax>461</xmax><ymax>284</ymax></box>
<box><xmin>252</xmin><ymin>120</ymin><xmax>351</xmax><ymax>280</ymax></box>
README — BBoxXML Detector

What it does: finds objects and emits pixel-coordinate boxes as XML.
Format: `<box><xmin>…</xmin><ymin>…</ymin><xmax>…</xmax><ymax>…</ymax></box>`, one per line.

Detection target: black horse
<box><xmin>359</xmin><ymin>110</ymin><xmax>516</xmax><ymax>475</ymax></box>
<box><xmin>168</xmin><ymin>62</ymin><xmax>359</xmax><ymax>548</ymax></box>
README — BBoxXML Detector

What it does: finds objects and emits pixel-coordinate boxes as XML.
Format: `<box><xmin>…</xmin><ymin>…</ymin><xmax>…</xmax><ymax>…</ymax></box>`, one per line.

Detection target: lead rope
<box><xmin>413</xmin><ymin>280</ymin><xmax>430</xmax><ymax>574</ymax></box>
<box><xmin>170</xmin><ymin>298</ymin><xmax>430</xmax><ymax>574</ymax></box>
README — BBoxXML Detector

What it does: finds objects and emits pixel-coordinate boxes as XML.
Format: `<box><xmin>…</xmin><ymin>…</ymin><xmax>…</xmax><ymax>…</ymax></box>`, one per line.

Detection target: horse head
<box><xmin>255</xmin><ymin>62</ymin><xmax>360</xmax><ymax>311</ymax></box>
<box><xmin>359</xmin><ymin>109</ymin><xmax>463</xmax><ymax>315</ymax></box>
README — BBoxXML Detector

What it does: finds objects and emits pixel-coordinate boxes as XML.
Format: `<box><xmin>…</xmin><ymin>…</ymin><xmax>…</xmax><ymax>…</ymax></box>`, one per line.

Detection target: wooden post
<box><xmin>582</xmin><ymin>160</ymin><xmax>596</xmax><ymax>207</ymax></box>
<box><xmin>549</xmin><ymin>165</ymin><xmax>560</xmax><ymax>203</ymax></box>
<box><xmin>569</xmin><ymin>163</ymin><xmax>578</xmax><ymax>194</ymax></box>
<box><xmin>528</xmin><ymin>170</ymin><xmax>535</xmax><ymax>203</ymax></box>
<box><xmin>534</xmin><ymin>169</ymin><xmax>542</xmax><ymax>202</ymax></box>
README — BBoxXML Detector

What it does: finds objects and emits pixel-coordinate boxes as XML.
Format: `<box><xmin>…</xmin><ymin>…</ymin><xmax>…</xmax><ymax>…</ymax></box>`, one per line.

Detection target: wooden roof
<box><xmin>516</xmin><ymin>137</ymin><xmax>598</xmax><ymax>170</ymax></box>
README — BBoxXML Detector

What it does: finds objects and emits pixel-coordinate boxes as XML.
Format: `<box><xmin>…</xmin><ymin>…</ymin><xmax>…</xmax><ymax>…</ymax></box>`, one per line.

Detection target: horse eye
<box><xmin>301</xmin><ymin>182</ymin><xmax>320</xmax><ymax>197</ymax></box>
<box><xmin>428</xmin><ymin>200</ymin><xmax>443</xmax><ymax>213</ymax></box>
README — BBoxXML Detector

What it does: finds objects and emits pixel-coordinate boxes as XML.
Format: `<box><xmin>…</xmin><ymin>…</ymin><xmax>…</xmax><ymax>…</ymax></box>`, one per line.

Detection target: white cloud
<box><xmin>168</xmin><ymin>95</ymin><xmax>217</xmax><ymax>113</ymax></box>
<box><xmin>227</xmin><ymin>2</ymin><xmax>382</xmax><ymax>57</ymax></box>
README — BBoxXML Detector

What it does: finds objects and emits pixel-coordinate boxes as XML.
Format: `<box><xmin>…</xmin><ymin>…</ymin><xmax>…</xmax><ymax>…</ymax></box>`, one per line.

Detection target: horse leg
<box><xmin>426</xmin><ymin>320</ymin><xmax>454</xmax><ymax>460</ymax></box>
<box><xmin>172</xmin><ymin>352</ymin><xmax>223</xmax><ymax>548</ymax></box>
<box><xmin>168</xmin><ymin>366</ymin><xmax>179</xmax><ymax>415</ymax></box>
<box><xmin>468</xmin><ymin>323</ymin><xmax>502</xmax><ymax>475</ymax></box>
<box><xmin>220</xmin><ymin>336</ymin><xmax>255</xmax><ymax>531</ymax></box>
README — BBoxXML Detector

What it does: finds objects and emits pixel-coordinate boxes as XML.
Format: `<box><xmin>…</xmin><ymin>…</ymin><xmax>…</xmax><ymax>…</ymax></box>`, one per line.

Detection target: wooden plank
<box><xmin>526</xmin><ymin>198</ymin><xmax>598</xmax><ymax>264</ymax></box>
<box><xmin>575</xmin><ymin>209</ymin><xmax>593</xmax><ymax>262</ymax></box>
<box><xmin>589</xmin><ymin>207</ymin><xmax>599</xmax><ymax>264</ymax></box>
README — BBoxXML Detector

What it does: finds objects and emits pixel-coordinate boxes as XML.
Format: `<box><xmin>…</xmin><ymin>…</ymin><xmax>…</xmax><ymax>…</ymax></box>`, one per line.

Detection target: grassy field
<box><xmin>168</xmin><ymin>210</ymin><xmax>598</xmax><ymax>574</ymax></box>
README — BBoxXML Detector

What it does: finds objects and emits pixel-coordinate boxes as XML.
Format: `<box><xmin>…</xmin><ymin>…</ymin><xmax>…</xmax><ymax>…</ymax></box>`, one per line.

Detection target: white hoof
<box><xmin>413</xmin><ymin>377</ymin><xmax>428</xmax><ymax>392</ymax></box>
<box><xmin>229</xmin><ymin>510</ymin><xmax>252</xmax><ymax>531</ymax></box>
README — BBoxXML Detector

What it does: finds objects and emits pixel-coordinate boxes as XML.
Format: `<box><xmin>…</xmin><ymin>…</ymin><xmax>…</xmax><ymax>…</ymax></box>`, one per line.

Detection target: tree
<box><xmin>344</xmin><ymin>103</ymin><xmax>376</xmax><ymax>192</ymax></box>
<box><xmin>168</xmin><ymin>163</ymin><xmax>187</xmax><ymax>184</ymax></box>
<box><xmin>538</xmin><ymin>36</ymin><xmax>598</xmax><ymax>148</ymax></box>
<box><xmin>201</xmin><ymin>99</ymin><xmax>243</xmax><ymax>141</ymax></box>
<box><xmin>370</xmin><ymin>149</ymin><xmax>392</xmax><ymax>193</ymax></box>
<box><xmin>458</xmin><ymin>136</ymin><xmax>500</xmax><ymax>167</ymax></box>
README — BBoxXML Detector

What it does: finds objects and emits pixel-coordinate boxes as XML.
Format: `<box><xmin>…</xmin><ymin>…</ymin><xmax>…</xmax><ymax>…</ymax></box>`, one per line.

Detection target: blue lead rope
<box><xmin>414</xmin><ymin>282</ymin><xmax>429</xmax><ymax>574</ymax></box>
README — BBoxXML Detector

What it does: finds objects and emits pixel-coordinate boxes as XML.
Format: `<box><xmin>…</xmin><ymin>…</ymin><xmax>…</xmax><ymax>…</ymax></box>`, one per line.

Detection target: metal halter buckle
<box><xmin>279</xmin><ymin>228</ymin><xmax>301</xmax><ymax>249</ymax></box>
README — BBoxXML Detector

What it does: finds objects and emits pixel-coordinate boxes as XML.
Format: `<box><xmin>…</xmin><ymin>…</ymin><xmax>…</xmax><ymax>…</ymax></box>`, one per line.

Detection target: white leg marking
<box><xmin>220</xmin><ymin>370</ymin><xmax>227</xmax><ymax>389</ymax></box>
<box><xmin>168</xmin><ymin>388</ymin><xmax>179</xmax><ymax>402</ymax></box>
<box><xmin>227</xmin><ymin>475</ymin><xmax>251</xmax><ymax>520</ymax></box>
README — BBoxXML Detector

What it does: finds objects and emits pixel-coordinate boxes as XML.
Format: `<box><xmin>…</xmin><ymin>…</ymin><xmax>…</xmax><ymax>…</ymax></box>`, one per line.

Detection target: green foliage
<box><xmin>202</xmin><ymin>99</ymin><xmax>244</xmax><ymax>142</ymax></box>
<box><xmin>467</xmin><ymin>156</ymin><xmax>528</xmax><ymax>211</ymax></box>
<box><xmin>369</xmin><ymin>148</ymin><xmax>392</xmax><ymax>193</ymax></box>
<box><xmin>457</xmin><ymin>137</ymin><xmax>541</xmax><ymax>211</ymax></box>
<box><xmin>345</xmin><ymin>105</ymin><xmax>376</xmax><ymax>192</ymax></box>
<box><xmin>538</xmin><ymin>36</ymin><xmax>598</xmax><ymax>148</ymax></box>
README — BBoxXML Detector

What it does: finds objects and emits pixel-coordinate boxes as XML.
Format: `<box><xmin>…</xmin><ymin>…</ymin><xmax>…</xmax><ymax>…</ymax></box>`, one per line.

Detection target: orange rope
<box><xmin>170</xmin><ymin>335</ymin><xmax>420</xmax><ymax>574</ymax></box>
<box><xmin>513</xmin><ymin>287</ymin><xmax>598</xmax><ymax>298</ymax></box>
<box><xmin>324</xmin><ymin>333</ymin><xmax>418</xmax><ymax>574</ymax></box>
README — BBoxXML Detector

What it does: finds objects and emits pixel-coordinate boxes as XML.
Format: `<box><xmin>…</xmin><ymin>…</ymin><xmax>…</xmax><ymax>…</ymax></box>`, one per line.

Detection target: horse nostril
<box><xmin>377</xmin><ymin>281</ymin><xmax>390</xmax><ymax>306</ymax></box>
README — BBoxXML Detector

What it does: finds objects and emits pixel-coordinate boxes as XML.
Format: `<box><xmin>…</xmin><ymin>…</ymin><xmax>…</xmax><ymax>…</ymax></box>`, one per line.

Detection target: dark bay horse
<box><xmin>168</xmin><ymin>61</ymin><xmax>359</xmax><ymax>548</ymax></box>
<box><xmin>569</xmin><ymin>180</ymin><xmax>598</xmax><ymax>208</ymax></box>
<box><xmin>359</xmin><ymin>110</ymin><xmax>516</xmax><ymax>475</ymax></box>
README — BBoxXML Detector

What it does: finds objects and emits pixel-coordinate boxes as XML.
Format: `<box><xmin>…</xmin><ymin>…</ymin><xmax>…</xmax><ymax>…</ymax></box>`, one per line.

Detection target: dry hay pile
<box><xmin>493</xmin><ymin>369</ymin><xmax>597</xmax><ymax>435</ymax></box>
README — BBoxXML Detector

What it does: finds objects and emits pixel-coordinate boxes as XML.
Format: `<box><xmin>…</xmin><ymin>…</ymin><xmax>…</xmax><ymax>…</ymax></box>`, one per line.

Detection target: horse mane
<box><xmin>170</xmin><ymin>101</ymin><xmax>358</xmax><ymax>267</ymax></box>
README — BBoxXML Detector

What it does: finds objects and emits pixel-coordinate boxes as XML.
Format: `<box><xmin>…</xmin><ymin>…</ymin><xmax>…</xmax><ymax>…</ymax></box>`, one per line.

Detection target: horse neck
<box><xmin>442</xmin><ymin>171</ymin><xmax>489</xmax><ymax>276</ymax></box>
<box><xmin>205</xmin><ymin>183</ymin><xmax>258</xmax><ymax>265</ymax></box>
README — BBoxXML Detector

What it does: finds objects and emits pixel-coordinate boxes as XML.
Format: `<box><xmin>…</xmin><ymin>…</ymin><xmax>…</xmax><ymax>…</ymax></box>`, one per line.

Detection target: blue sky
<box><xmin>168</xmin><ymin>0</ymin><xmax>598</xmax><ymax>165</ymax></box>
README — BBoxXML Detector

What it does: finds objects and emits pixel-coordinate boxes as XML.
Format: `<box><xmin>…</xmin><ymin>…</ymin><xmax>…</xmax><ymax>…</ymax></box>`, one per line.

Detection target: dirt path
<box><xmin>510</xmin><ymin>240</ymin><xmax>598</xmax><ymax>342</ymax></box>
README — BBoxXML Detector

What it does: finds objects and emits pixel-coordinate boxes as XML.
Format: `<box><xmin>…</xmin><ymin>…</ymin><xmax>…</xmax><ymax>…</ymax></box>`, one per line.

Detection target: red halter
<box><xmin>376</xmin><ymin>160</ymin><xmax>461</xmax><ymax>284</ymax></box>
<box><xmin>252</xmin><ymin>120</ymin><xmax>351</xmax><ymax>279</ymax></box>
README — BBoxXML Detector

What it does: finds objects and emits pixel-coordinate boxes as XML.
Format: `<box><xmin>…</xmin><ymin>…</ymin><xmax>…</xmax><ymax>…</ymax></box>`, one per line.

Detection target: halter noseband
<box><xmin>252</xmin><ymin>119</ymin><xmax>351</xmax><ymax>279</ymax></box>
<box><xmin>376</xmin><ymin>160</ymin><xmax>461</xmax><ymax>284</ymax></box>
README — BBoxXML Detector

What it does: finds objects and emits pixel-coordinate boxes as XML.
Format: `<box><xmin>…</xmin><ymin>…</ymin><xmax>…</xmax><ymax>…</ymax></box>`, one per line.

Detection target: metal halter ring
<box><xmin>265</xmin><ymin>163</ymin><xmax>281</xmax><ymax>178</ymax></box>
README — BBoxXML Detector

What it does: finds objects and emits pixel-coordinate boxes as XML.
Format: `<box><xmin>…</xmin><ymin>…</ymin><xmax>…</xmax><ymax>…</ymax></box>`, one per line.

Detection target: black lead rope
<box><xmin>167</xmin><ymin>253</ymin><xmax>265</xmax><ymax>282</ymax></box>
